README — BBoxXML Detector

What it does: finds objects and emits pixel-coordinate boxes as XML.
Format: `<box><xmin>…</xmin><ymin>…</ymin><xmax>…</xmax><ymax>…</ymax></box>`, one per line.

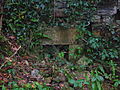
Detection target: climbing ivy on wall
<box><xmin>2</xmin><ymin>0</ymin><xmax>98</xmax><ymax>47</ymax></box>
<box><xmin>3</xmin><ymin>0</ymin><xmax>120</xmax><ymax>64</ymax></box>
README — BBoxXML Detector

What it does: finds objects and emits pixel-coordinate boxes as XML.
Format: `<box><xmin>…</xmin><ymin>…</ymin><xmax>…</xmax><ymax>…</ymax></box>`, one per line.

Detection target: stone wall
<box><xmin>0</xmin><ymin>0</ymin><xmax>119</xmax><ymax>61</ymax></box>
<box><xmin>41</xmin><ymin>0</ymin><xmax>120</xmax><ymax>61</ymax></box>
<box><xmin>41</xmin><ymin>0</ymin><xmax>120</xmax><ymax>45</ymax></box>
<box><xmin>92</xmin><ymin>0</ymin><xmax>120</xmax><ymax>36</ymax></box>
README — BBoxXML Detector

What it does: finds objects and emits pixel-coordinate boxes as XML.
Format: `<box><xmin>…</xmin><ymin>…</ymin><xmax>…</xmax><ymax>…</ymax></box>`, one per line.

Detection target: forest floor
<box><xmin>0</xmin><ymin>37</ymin><xmax>119</xmax><ymax>90</ymax></box>
<box><xmin>0</xmin><ymin>54</ymin><xmax>115</xmax><ymax>90</ymax></box>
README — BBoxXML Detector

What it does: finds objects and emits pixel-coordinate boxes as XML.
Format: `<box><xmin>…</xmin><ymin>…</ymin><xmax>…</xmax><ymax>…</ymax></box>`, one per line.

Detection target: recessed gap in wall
<box><xmin>43</xmin><ymin>45</ymin><xmax>69</xmax><ymax>60</ymax></box>
<box><xmin>115</xmin><ymin>9</ymin><xmax>120</xmax><ymax>20</ymax></box>
<box><xmin>114</xmin><ymin>9</ymin><xmax>120</xmax><ymax>25</ymax></box>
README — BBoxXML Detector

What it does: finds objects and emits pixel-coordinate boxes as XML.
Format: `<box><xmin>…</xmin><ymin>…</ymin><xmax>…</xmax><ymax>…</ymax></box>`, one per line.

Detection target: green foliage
<box><xmin>69</xmin><ymin>79</ymin><xmax>89</xmax><ymax>88</ymax></box>
<box><xmin>91</xmin><ymin>70</ymin><xmax>104</xmax><ymax>90</ymax></box>
<box><xmin>77</xmin><ymin>23</ymin><xmax>120</xmax><ymax>88</ymax></box>
<box><xmin>2</xmin><ymin>85</ymin><xmax>6</xmax><ymax>90</ymax></box>
<box><xmin>77</xmin><ymin>23</ymin><xmax>120</xmax><ymax>62</ymax></box>
<box><xmin>2</xmin><ymin>81</ymin><xmax>53</xmax><ymax>90</ymax></box>
<box><xmin>3</xmin><ymin>0</ymin><xmax>97</xmax><ymax>50</ymax></box>
<box><xmin>93</xmin><ymin>64</ymin><xmax>120</xmax><ymax>89</ymax></box>
<box><xmin>23</xmin><ymin>82</ymin><xmax>53</xmax><ymax>90</ymax></box>
<box><xmin>113</xmin><ymin>79</ymin><xmax>120</xmax><ymax>87</ymax></box>
<box><xmin>58</xmin><ymin>52</ymin><xmax>65</xmax><ymax>58</ymax></box>
<box><xmin>69</xmin><ymin>68</ymin><xmax>104</xmax><ymax>90</ymax></box>
<box><xmin>68</xmin><ymin>63</ymin><xmax>119</xmax><ymax>89</ymax></box>
<box><xmin>1</xmin><ymin>0</ymin><xmax>120</xmax><ymax>89</ymax></box>
<box><xmin>3</xmin><ymin>0</ymin><xmax>40</xmax><ymax>48</ymax></box>
<box><xmin>0</xmin><ymin>34</ymin><xmax>12</xmax><ymax>58</ymax></box>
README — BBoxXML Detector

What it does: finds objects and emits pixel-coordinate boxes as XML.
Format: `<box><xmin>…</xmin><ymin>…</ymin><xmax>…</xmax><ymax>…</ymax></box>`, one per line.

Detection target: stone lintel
<box><xmin>41</xmin><ymin>27</ymin><xmax>77</xmax><ymax>45</ymax></box>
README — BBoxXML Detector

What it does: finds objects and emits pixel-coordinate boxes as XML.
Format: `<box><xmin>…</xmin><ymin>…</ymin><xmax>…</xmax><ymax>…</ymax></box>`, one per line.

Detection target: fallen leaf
<box><xmin>3</xmin><ymin>78</ymin><xmax>8</xmax><ymax>83</ymax></box>
<box><xmin>59</xmin><ymin>83</ymin><xmax>64</xmax><ymax>87</ymax></box>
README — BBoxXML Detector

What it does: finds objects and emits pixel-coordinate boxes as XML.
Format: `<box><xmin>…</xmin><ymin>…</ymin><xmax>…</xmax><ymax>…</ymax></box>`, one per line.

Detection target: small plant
<box><xmin>90</xmin><ymin>70</ymin><xmax>104</xmax><ymax>90</ymax></box>
<box><xmin>2</xmin><ymin>81</ymin><xmax>53</xmax><ymax>90</ymax></box>
<box><xmin>69</xmin><ymin>79</ymin><xmax>89</xmax><ymax>88</ymax></box>
<box><xmin>113</xmin><ymin>79</ymin><xmax>120</xmax><ymax>88</ymax></box>
<box><xmin>1</xmin><ymin>85</ymin><xmax>6</xmax><ymax>90</ymax></box>
<box><xmin>69</xmin><ymin>68</ymin><xmax>104</xmax><ymax>90</ymax></box>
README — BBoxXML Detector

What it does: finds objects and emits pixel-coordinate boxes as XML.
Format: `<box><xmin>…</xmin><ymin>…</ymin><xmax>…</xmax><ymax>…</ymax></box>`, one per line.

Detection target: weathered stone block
<box><xmin>102</xmin><ymin>16</ymin><xmax>113</xmax><ymax>24</ymax></box>
<box><xmin>92</xmin><ymin>15</ymin><xmax>101</xmax><ymax>23</ymax></box>
<box><xmin>97</xmin><ymin>6</ymin><xmax>117</xmax><ymax>16</ymax></box>
<box><xmin>92</xmin><ymin>15</ymin><xmax>113</xmax><ymax>24</ymax></box>
<box><xmin>41</xmin><ymin>27</ymin><xmax>77</xmax><ymax>45</ymax></box>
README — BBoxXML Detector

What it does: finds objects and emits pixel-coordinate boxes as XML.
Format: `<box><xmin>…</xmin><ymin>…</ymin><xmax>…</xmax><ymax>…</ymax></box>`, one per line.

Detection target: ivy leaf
<box><xmin>58</xmin><ymin>52</ymin><xmax>64</xmax><ymax>58</ymax></box>
<box><xmin>96</xmin><ymin>81</ymin><xmax>102</xmax><ymax>90</ymax></box>
<box><xmin>2</xmin><ymin>85</ymin><xmax>6</xmax><ymax>90</ymax></box>
<box><xmin>99</xmin><ymin>66</ymin><xmax>105</xmax><ymax>74</ymax></box>
<box><xmin>92</xmin><ymin>83</ymin><xmax>97</xmax><ymax>90</ymax></box>
<box><xmin>114</xmin><ymin>80</ymin><xmax>120</xmax><ymax>87</ymax></box>
<box><xmin>31</xmin><ymin>18</ymin><xmax>39</xmax><ymax>22</ymax></box>
<box><xmin>74</xmin><ymin>83</ymin><xmax>78</xmax><ymax>87</ymax></box>
<box><xmin>79</xmin><ymin>83</ymin><xmax>83</xmax><ymax>87</ymax></box>
<box><xmin>69</xmin><ymin>79</ymin><xmax>75</xmax><ymax>84</ymax></box>
<box><xmin>32</xmin><ymin>0</ymin><xmax>40</xmax><ymax>2</ymax></box>
<box><xmin>8</xmin><ymin>24</ymin><xmax>15</xmax><ymax>31</ymax></box>
<box><xmin>96</xmin><ymin>76</ymin><xmax>104</xmax><ymax>81</ymax></box>
<box><xmin>91</xmin><ymin>77</ymin><xmax>96</xmax><ymax>82</ymax></box>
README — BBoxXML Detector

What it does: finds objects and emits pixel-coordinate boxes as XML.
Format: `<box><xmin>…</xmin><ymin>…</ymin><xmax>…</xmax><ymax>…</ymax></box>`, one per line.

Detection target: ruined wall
<box><xmin>92</xmin><ymin>0</ymin><xmax>120</xmax><ymax>36</ymax></box>
<box><xmin>0</xmin><ymin>0</ymin><xmax>119</xmax><ymax>61</ymax></box>
<box><xmin>41</xmin><ymin>0</ymin><xmax>120</xmax><ymax>61</ymax></box>
<box><xmin>41</xmin><ymin>0</ymin><xmax>120</xmax><ymax>45</ymax></box>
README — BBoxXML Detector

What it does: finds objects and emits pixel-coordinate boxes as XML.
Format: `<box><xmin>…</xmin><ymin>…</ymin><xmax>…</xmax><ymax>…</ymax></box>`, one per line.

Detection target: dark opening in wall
<box><xmin>114</xmin><ymin>9</ymin><xmax>120</xmax><ymax>26</ymax></box>
<box><xmin>114</xmin><ymin>9</ymin><xmax>120</xmax><ymax>36</ymax></box>
<box><xmin>115</xmin><ymin>9</ymin><xmax>120</xmax><ymax>20</ymax></box>
<box><xmin>43</xmin><ymin>45</ymin><xmax>69</xmax><ymax>60</ymax></box>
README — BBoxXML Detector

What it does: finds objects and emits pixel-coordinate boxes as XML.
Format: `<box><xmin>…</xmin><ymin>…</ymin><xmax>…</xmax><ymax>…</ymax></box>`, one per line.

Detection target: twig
<box><xmin>0</xmin><ymin>46</ymin><xmax>21</xmax><ymax>69</ymax></box>
<box><xmin>82</xmin><ymin>38</ymin><xmax>88</xmax><ymax>43</ymax></box>
<box><xmin>10</xmin><ymin>46</ymin><xmax>21</xmax><ymax>58</ymax></box>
